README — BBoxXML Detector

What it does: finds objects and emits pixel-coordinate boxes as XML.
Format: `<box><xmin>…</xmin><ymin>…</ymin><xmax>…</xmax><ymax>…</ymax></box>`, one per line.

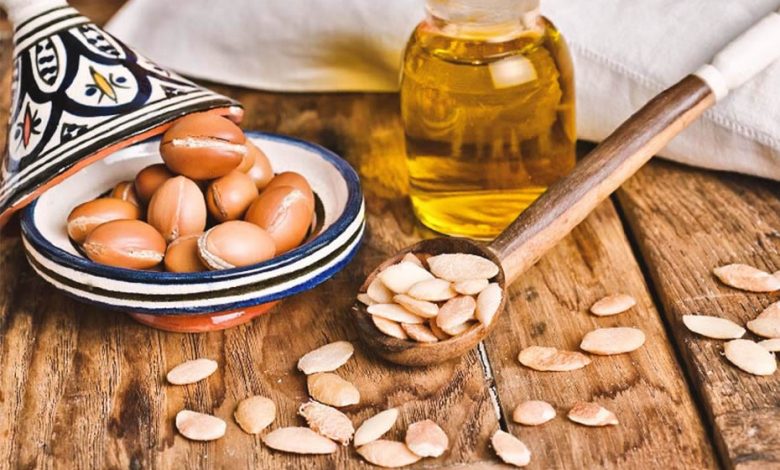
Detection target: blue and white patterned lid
<box><xmin>0</xmin><ymin>0</ymin><xmax>241</xmax><ymax>225</ymax></box>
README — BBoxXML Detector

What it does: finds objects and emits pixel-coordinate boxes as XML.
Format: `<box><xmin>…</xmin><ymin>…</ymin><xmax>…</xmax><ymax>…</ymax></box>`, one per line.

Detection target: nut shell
<box><xmin>198</xmin><ymin>221</ymin><xmax>276</xmax><ymax>270</ymax></box>
<box><xmin>147</xmin><ymin>176</ymin><xmax>207</xmax><ymax>242</ymax></box>
<box><xmin>206</xmin><ymin>171</ymin><xmax>259</xmax><ymax>222</ymax></box>
<box><xmin>134</xmin><ymin>164</ymin><xmax>174</xmax><ymax>203</ymax></box>
<box><xmin>265</xmin><ymin>172</ymin><xmax>315</xmax><ymax>210</ymax></box>
<box><xmin>244</xmin><ymin>185</ymin><xmax>313</xmax><ymax>254</ymax></box>
<box><xmin>83</xmin><ymin>220</ymin><xmax>166</xmax><ymax>269</ymax></box>
<box><xmin>244</xmin><ymin>141</ymin><xmax>274</xmax><ymax>189</ymax></box>
<box><xmin>110</xmin><ymin>181</ymin><xmax>140</xmax><ymax>207</ymax></box>
<box><xmin>67</xmin><ymin>198</ymin><xmax>141</xmax><ymax>244</ymax></box>
<box><xmin>160</xmin><ymin>114</ymin><xmax>246</xmax><ymax>180</ymax></box>
<box><xmin>164</xmin><ymin>234</ymin><xmax>207</xmax><ymax>273</ymax></box>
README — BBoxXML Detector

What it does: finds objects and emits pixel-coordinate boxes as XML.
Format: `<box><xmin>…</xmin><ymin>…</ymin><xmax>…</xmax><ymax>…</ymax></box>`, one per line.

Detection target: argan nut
<box><xmin>83</xmin><ymin>220</ymin><xmax>166</xmax><ymax>269</ymax></box>
<box><xmin>244</xmin><ymin>141</ymin><xmax>274</xmax><ymax>189</ymax></box>
<box><xmin>160</xmin><ymin>114</ymin><xmax>246</xmax><ymax>180</ymax></box>
<box><xmin>110</xmin><ymin>181</ymin><xmax>140</xmax><ymax>207</ymax></box>
<box><xmin>134</xmin><ymin>163</ymin><xmax>174</xmax><ymax>203</ymax></box>
<box><xmin>265</xmin><ymin>172</ymin><xmax>315</xmax><ymax>210</ymax></box>
<box><xmin>235</xmin><ymin>141</ymin><xmax>256</xmax><ymax>172</ymax></box>
<box><xmin>198</xmin><ymin>220</ymin><xmax>276</xmax><ymax>270</ymax></box>
<box><xmin>67</xmin><ymin>198</ymin><xmax>141</xmax><ymax>244</ymax></box>
<box><xmin>206</xmin><ymin>171</ymin><xmax>259</xmax><ymax>222</ymax></box>
<box><xmin>147</xmin><ymin>176</ymin><xmax>207</xmax><ymax>242</ymax></box>
<box><xmin>244</xmin><ymin>185</ymin><xmax>313</xmax><ymax>254</ymax></box>
<box><xmin>164</xmin><ymin>234</ymin><xmax>207</xmax><ymax>273</ymax></box>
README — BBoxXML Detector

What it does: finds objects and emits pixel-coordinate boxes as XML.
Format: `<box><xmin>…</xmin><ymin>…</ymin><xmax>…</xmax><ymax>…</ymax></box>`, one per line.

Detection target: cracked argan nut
<box><xmin>244</xmin><ymin>141</ymin><xmax>274</xmax><ymax>189</ymax></box>
<box><xmin>83</xmin><ymin>219</ymin><xmax>166</xmax><ymax>269</ymax></box>
<box><xmin>67</xmin><ymin>198</ymin><xmax>141</xmax><ymax>244</ymax></box>
<box><xmin>206</xmin><ymin>171</ymin><xmax>259</xmax><ymax>221</ymax></box>
<box><xmin>134</xmin><ymin>163</ymin><xmax>174</xmax><ymax>203</ymax></box>
<box><xmin>110</xmin><ymin>180</ymin><xmax>140</xmax><ymax>207</ymax></box>
<box><xmin>264</xmin><ymin>171</ymin><xmax>315</xmax><ymax>210</ymax></box>
<box><xmin>198</xmin><ymin>221</ymin><xmax>276</xmax><ymax>270</ymax></box>
<box><xmin>164</xmin><ymin>235</ymin><xmax>207</xmax><ymax>273</ymax></box>
<box><xmin>244</xmin><ymin>185</ymin><xmax>313</xmax><ymax>254</ymax></box>
<box><xmin>147</xmin><ymin>176</ymin><xmax>207</xmax><ymax>242</ymax></box>
<box><xmin>160</xmin><ymin>114</ymin><xmax>246</xmax><ymax>180</ymax></box>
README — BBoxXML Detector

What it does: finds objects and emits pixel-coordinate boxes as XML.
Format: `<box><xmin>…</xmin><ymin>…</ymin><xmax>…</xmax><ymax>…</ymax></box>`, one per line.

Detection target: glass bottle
<box><xmin>400</xmin><ymin>0</ymin><xmax>576</xmax><ymax>239</ymax></box>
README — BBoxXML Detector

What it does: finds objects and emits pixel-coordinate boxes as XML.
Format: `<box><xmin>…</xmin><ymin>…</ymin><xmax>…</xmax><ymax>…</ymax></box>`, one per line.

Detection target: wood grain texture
<box><xmin>483</xmin><ymin>199</ymin><xmax>718</xmax><ymax>469</ymax></box>
<box><xmin>617</xmin><ymin>161</ymin><xmax>780</xmax><ymax>469</ymax></box>
<box><xmin>491</xmin><ymin>76</ymin><xmax>714</xmax><ymax>284</ymax></box>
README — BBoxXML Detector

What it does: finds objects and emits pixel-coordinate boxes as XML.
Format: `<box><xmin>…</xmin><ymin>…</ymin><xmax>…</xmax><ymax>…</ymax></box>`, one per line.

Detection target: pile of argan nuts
<box><xmin>66</xmin><ymin>113</ymin><xmax>315</xmax><ymax>272</ymax></box>
<box><xmin>358</xmin><ymin>252</ymin><xmax>503</xmax><ymax>342</ymax></box>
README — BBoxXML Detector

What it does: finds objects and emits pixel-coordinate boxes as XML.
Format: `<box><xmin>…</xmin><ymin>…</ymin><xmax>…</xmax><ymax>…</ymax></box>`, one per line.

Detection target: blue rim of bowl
<box><xmin>20</xmin><ymin>131</ymin><xmax>364</xmax><ymax>285</ymax></box>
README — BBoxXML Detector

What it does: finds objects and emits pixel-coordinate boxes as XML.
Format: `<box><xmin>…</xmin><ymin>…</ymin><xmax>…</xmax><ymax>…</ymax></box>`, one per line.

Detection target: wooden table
<box><xmin>1</xmin><ymin>3</ymin><xmax>778</xmax><ymax>469</ymax></box>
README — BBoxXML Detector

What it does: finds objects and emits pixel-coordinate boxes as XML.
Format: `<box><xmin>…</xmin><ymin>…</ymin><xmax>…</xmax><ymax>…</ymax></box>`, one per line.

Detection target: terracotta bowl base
<box><xmin>128</xmin><ymin>301</ymin><xmax>280</xmax><ymax>333</ymax></box>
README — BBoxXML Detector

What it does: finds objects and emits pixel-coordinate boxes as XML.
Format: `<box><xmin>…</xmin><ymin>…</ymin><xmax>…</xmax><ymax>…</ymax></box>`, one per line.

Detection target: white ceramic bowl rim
<box><xmin>20</xmin><ymin>131</ymin><xmax>363</xmax><ymax>284</ymax></box>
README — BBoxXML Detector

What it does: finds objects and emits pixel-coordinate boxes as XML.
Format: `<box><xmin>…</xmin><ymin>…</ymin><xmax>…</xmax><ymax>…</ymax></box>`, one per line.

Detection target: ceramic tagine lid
<box><xmin>0</xmin><ymin>0</ymin><xmax>242</xmax><ymax>226</ymax></box>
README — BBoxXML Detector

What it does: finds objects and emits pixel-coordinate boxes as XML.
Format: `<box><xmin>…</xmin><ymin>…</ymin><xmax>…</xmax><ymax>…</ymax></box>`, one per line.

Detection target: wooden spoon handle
<box><xmin>489</xmin><ymin>75</ymin><xmax>714</xmax><ymax>284</ymax></box>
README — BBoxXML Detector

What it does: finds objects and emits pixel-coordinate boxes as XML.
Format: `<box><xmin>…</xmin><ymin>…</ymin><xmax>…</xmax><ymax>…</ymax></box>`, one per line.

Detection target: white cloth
<box><xmin>106</xmin><ymin>0</ymin><xmax>780</xmax><ymax>180</ymax></box>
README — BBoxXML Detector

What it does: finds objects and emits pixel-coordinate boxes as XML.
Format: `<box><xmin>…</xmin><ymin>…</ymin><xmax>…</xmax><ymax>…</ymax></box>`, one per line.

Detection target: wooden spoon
<box><xmin>353</xmin><ymin>10</ymin><xmax>780</xmax><ymax>366</ymax></box>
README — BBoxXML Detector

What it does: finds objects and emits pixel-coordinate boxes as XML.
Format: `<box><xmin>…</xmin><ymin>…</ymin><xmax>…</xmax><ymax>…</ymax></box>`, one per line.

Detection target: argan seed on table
<box><xmin>206</xmin><ymin>170</ymin><xmax>258</xmax><ymax>222</ymax></box>
<box><xmin>356</xmin><ymin>440</ymin><xmax>422</xmax><ymax>468</ymax></box>
<box><xmin>164</xmin><ymin>235</ymin><xmax>207</xmax><ymax>273</ymax></box>
<box><xmin>746</xmin><ymin>317</ymin><xmax>780</xmax><ymax>338</ymax></box>
<box><xmin>307</xmin><ymin>372</ymin><xmax>360</xmax><ymax>407</ymax></box>
<box><xmin>354</xmin><ymin>408</ymin><xmax>399</xmax><ymax>447</ymax></box>
<box><xmin>368</xmin><ymin>303</ymin><xmax>426</xmax><ymax>324</ymax></box>
<box><xmin>393</xmin><ymin>294</ymin><xmax>438</xmax><ymax>318</ymax></box>
<box><xmin>427</xmin><ymin>253</ymin><xmax>499</xmax><ymax>282</ymax></box>
<box><xmin>436</xmin><ymin>295</ymin><xmax>476</xmax><ymax>335</ymax></box>
<box><xmin>83</xmin><ymin>219</ymin><xmax>166</xmax><ymax>270</ymax></box>
<box><xmin>580</xmin><ymin>327</ymin><xmax>646</xmax><ymax>355</ymax></box>
<box><xmin>198</xmin><ymin>220</ymin><xmax>276</xmax><ymax>270</ymax></box>
<box><xmin>262</xmin><ymin>427</ymin><xmax>338</xmax><ymax>454</ymax></box>
<box><xmin>407</xmin><ymin>278</ymin><xmax>457</xmax><ymax>302</ymax></box>
<box><xmin>175</xmin><ymin>410</ymin><xmax>226</xmax><ymax>441</ymax></box>
<box><xmin>147</xmin><ymin>176</ymin><xmax>207</xmax><ymax>242</ymax></box>
<box><xmin>166</xmin><ymin>358</ymin><xmax>218</xmax><ymax>385</ymax></box>
<box><xmin>405</xmin><ymin>419</ymin><xmax>448</xmax><ymax>457</ymax></box>
<box><xmin>67</xmin><ymin>198</ymin><xmax>141</xmax><ymax>244</ymax></box>
<box><xmin>476</xmin><ymin>283</ymin><xmax>502</xmax><ymax>326</ymax></box>
<box><xmin>372</xmin><ymin>316</ymin><xmax>408</xmax><ymax>339</ymax></box>
<box><xmin>682</xmin><ymin>314</ymin><xmax>745</xmax><ymax>339</ymax></box>
<box><xmin>567</xmin><ymin>402</ymin><xmax>619</xmax><ymax>427</ymax></box>
<box><xmin>234</xmin><ymin>396</ymin><xmax>276</xmax><ymax>434</ymax></box>
<box><xmin>378</xmin><ymin>261</ymin><xmax>434</xmax><ymax>294</ymax></box>
<box><xmin>518</xmin><ymin>346</ymin><xmax>591</xmax><ymax>372</ymax></box>
<box><xmin>723</xmin><ymin>339</ymin><xmax>777</xmax><ymax>376</ymax></box>
<box><xmin>298</xmin><ymin>401</ymin><xmax>354</xmax><ymax>445</ymax></box>
<box><xmin>401</xmin><ymin>323</ymin><xmax>439</xmax><ymax>343</ymax></box>
<box><xmin>512</xmin><ymin>400</ymin><xmax>556</xmax><ymax>426</ymax></box>
<box><xmin>590</xmin><ymin>294</ymin><xmax>636</xmax><ymax>316</ymax></box>
<box><xmin>160</xmin><ymin>113</ymin><xmax>246</xmax><ymax>180</ymax></box>
<box><xmin>244</xmin><ymin>185</ymin><xmax>313</xmax><ymax>254</ymax></box>
<box><xmin>491</xmin><ymin>430</ymin><xmax>531</xmax><ymax>467</ymax></box>
<box><xmin>713</xmin><ymin>263</ymin><xmax>780</xmax><ymax>292</ymax></box>
<box><xmin>297</xmin><ymin>341</ymin><xmax>354</xmax><ymax>375</ymax></box>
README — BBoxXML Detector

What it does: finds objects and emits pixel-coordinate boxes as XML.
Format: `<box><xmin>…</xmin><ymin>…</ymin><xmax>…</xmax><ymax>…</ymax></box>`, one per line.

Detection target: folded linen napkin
<box><xmin>105</xmin><ymin>0</ymin><xmax>780</xmax><ymax>181</ymax></box>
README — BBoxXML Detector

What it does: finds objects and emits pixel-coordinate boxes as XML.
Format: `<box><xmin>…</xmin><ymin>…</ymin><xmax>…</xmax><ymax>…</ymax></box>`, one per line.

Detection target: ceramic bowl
<box><xmin>19</xmin><ymin>132</ymin><xmax>365</xmax><ymax>332</ymax></box>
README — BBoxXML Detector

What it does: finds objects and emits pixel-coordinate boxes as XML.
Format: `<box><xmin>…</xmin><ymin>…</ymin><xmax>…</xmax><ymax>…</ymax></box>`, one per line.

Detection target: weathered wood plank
<box><xmin>482</xmin><ymin>199</ymin><xmax>718</xmax><ymax>469</ymax></box>
<box><xmin>617</xmin><ymin>161</ymin><xmax>780</xmax><ymax>469</ymax></box>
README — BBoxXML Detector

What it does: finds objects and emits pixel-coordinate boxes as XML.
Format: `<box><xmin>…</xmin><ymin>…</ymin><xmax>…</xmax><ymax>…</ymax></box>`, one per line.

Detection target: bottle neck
<box><xmin>425</xmin><ymin>0</ymin><xmax>542</xmax><ymax>39</ymax></box>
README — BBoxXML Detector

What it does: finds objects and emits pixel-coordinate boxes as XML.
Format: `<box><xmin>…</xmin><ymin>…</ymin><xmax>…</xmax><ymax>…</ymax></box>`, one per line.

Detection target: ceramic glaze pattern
<box><xmin>0</xmin><ymin>5</ymin><xmax>239</xmax><ymax>219</ymax></box>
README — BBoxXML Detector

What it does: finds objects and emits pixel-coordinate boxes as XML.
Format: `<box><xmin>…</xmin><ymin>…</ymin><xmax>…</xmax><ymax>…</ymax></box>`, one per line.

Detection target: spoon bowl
<box><xmin>352</xmin><ymin>237</ymin><xmax>506</xmax><ymax>366</ymax></box>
